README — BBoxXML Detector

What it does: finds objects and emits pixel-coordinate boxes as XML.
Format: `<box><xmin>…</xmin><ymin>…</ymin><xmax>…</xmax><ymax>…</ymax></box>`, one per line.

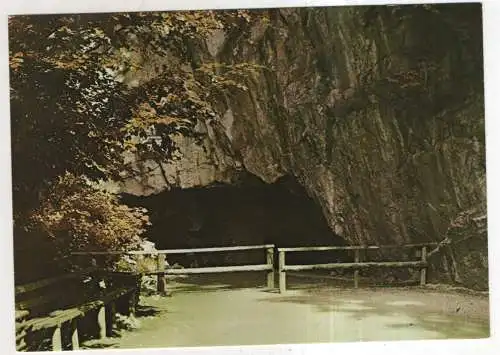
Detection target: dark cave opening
<box><xmin>120</xmin><ymin>175</ymin><xmax>347</xmax><ymax>267</ymax></box>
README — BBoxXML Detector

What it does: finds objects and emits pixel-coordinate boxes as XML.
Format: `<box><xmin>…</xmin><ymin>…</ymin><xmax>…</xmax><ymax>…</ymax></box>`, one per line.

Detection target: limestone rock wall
<box><xmin>118</xmin><ymin>5</ymin><xmax>486</xmax><ymax>288</ymax></box>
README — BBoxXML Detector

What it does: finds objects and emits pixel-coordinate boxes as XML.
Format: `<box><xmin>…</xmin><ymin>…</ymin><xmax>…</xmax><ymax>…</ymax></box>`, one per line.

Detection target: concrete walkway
<box><xmin>82</xmin><ymin>273</ymin><xmax>490</xmax><ymax>349</ymax></box>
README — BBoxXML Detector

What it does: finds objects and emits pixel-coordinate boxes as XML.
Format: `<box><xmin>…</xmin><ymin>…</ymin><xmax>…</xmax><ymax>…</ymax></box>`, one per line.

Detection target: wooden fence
<box><xmin>72</xmin><ymin>244</ymin><xmax>275</xmax><ymax>292</ymax></box>
<box><xmin>277</xmin><ymin>242</ymin><xmax>437</xmax><ymax>293</ymax></box>
<box><xmin>73</xmin><ymin>242</ymin><xmax>439</xmax><ymax>294</ymax></box>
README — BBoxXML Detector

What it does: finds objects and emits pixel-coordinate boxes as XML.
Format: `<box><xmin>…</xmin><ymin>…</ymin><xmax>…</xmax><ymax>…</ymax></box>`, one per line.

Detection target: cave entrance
<box><xmin>120</xmin><ymin>175</ymin><xmax>346</xmax><ymax>267</ymax></box>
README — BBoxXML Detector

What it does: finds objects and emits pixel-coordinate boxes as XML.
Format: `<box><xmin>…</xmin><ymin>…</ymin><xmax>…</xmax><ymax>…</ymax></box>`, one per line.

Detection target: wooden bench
<box><xmin>15</xmin><ymin>270</ymin><xmax>139</xmax><ymax>351</ymax></box>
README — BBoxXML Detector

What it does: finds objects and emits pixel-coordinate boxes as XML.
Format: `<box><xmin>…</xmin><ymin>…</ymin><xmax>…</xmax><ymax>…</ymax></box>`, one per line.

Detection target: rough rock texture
<box><xmin>118</xmin><ymin>5</ymin><xmax>486</xmax><ymax>289</ymax></box>
<box><xmin>119</xmin><ymin>121</ymin><xmax>243</xmax><ymax>196</ymax></box>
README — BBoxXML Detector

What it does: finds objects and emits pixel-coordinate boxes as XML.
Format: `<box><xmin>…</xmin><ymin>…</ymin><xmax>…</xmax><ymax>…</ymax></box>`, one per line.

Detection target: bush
<box><xmin>25</xmin><ymin>173</ymin><xmax>150</xmax><ymax>271</ymax></box>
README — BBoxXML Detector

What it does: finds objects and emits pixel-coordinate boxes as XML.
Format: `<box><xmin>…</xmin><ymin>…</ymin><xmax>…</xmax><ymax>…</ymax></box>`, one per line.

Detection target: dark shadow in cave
<box><xmin>120</xmin><ymin>174</ymin><xmax>347</xmax><ymax>267</ymax></box>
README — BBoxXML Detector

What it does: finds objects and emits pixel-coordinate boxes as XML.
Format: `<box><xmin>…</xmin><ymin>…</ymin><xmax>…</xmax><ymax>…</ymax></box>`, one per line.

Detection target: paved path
<box><xmin>82</xmin><ymin>273</ymin><xmax>489</xmax><ymax>349</ymax></box>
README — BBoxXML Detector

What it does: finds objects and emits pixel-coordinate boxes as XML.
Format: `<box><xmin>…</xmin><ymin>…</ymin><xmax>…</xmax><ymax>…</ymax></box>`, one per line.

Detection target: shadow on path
<box><xmin>84</xmin><ymin>274</ymin><xmax>490</xmax><ymax>349</ymax></box>
<box><xmin>136</xmin><ymin>305</ymin><xmax>162</xmax><ymax>317</ymax></box>
<box><xmin>166</xmin><ymin>272</ymin><xmax>270</xmax><ymax>293</ymax></box>
<box><xmin>256</xmin><ymin>286</ymin><xmax>489</xmax><ymax>340</ymax></box>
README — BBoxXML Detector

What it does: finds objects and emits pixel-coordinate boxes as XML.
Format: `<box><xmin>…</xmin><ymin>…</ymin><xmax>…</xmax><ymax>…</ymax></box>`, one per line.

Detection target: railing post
<box><xmin>266</xmin><ymin>246</ymin><xmax>275</xmax><ymax>288</ymax></box>
<box><xmin>420</xmin><ymin>246</ymin><xmax>427</xmax><ymax>286</ymax></box>
<box><xmin>71</xmin><ymin>319</ymin><xmax>79</xmax><ymax>350</ymax></box>
<box><xmin>354</xmin><ymin>249</ymin><xmax>360</xmax><ymax>289</ymax></box>
<box><xmin>128</xmin><ymin>290</ymin><xmax>137</xmax><ymax>317</ymax></box>
<box><xmin>157</xmin><ymin>253</ymin><xmax>167</xmax><ymax>294</ymax></box>
<box><xmin>279</xmin><ymin>250</ymin><xmax>286</xmax><ymax>293</ymax></box>
<box><xmin>97</xmin><ymin>305</ymin><xmax>106</xmax><ymax>339</ymax></box>
<box><xmin>51</xmin><ymin>324</ymin><xmax>62</xmax><ymax>351</ymax></box>
<box><xmin>107</xmin><ymin>301</ymin><xmax>117</xmax><ymax>337</ymax></box>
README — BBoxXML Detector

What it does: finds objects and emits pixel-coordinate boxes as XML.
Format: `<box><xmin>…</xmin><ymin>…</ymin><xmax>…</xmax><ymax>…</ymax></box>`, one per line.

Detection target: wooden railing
<box><xmin>277</xmin><ymin>242</ymin><xmax>437</xmax><ymax>293</ymax></box>
<box><xmin>73</xmin><ymin>242</ymin><xmax>439</xmax><ymax>294</ymax></box>
<box><xmin>72</xmin><ymin>244</ymin><xmax>275</xmax><ymax>292</ymax></box>
<box><xmin>15</xmin><ymin>269</ymin><xmax>139</xmax><ymax>351</ymax></box>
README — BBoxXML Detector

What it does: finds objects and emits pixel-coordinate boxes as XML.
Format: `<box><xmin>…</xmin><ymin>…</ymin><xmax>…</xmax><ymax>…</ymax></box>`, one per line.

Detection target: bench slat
<box><xmin>16</xmin><ymin>284</ymin><xmax>100</xmax><ymax>319</ymax></box>
<box><xmin>15</xmin><ymin>310</ymin><xmax>29</xmax><ymax>321</ymax></box>
<box><xmin>15</xmin><ymin>269</ymin><xmax>97</xmax><ymax>295</ymax></box>
<box><xmin>16</xmin><ymin>271</ymin><xmax>138</xmax><ymax>352</ymax></box>
<box><xmin>23</xmin><ymin>286</ymin><xmax>135</xmax><ymax>332</ymax></box>
<box><xmin>16</xmin><ymin>342</ymin><xmax>28</xmax><ymax>351</ymax></box>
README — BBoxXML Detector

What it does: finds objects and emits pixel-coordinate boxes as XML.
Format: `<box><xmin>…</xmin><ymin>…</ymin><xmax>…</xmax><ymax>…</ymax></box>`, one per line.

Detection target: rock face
<box><xmin>119</xmin><ymin>5</ymin><xmax>487</xmax><ymax>289</ymax></box>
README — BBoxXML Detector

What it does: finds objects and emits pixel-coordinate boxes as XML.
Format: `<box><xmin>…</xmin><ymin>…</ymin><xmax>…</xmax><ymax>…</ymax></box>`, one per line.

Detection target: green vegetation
<box><xmin>9</xmin><ymin>10</ymin><xmax>263</xmax><ymax>281</ymax></box>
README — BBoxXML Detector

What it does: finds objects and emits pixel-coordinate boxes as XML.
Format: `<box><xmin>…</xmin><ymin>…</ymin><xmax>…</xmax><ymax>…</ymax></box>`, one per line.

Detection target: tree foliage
<box><xmin>9</xmin><ymin>10</ymin><xmax>264</xmax><ymax>277</ymax></box>
<box><xmin>9</xmin><ymin>10</ymin><xmax>262</xmax><ymax>198</ymax></box>
<box><xmin>30</xmin><ymin>173</ymin><xmax>149</xmax><ymax>254</ymax></box>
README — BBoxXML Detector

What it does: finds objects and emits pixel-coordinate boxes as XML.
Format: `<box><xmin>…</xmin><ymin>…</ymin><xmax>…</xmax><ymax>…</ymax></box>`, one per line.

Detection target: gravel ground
<box><xmin>81</xmin><ymin>272</ymin><xmax>490</xmax><ymax>350</ymax></box>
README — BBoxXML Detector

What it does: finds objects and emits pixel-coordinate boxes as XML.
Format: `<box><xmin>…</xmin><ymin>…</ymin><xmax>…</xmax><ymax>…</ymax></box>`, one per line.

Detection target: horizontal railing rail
<box><xmin>156</xmin><ymin>264</ymin><xmax>272</xmax><ymax>275</ymax></box>
<box><xmin>72</xmin><ymin>244</ymin><xmax>276</xmax><ymax>255</ymax></box>
<box><xmin>72</xmin><ymin>244</ymin><xmax>276</xmax><ymax>291</ymax></box>
<box><xmin>15</xmin><ymin>269</ymin><xmax>139</xmax><ymax>351</ymax></box>
<box><xmin>277</xmin><ymin>242</ymin><xmax>437</xmax><ymax>253</ymax></box>
<box><xmin>283</xmin><ymin>261</ymin><xmax>426</xmax><ymax>271</ymax></box>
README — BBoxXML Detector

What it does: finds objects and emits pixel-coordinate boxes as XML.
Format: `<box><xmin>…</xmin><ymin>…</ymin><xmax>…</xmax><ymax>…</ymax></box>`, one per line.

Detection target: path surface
<box><xmin>83</xmin><ymin>273</ymin><xmax>490</xmax><ymax>349</ymax></box>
